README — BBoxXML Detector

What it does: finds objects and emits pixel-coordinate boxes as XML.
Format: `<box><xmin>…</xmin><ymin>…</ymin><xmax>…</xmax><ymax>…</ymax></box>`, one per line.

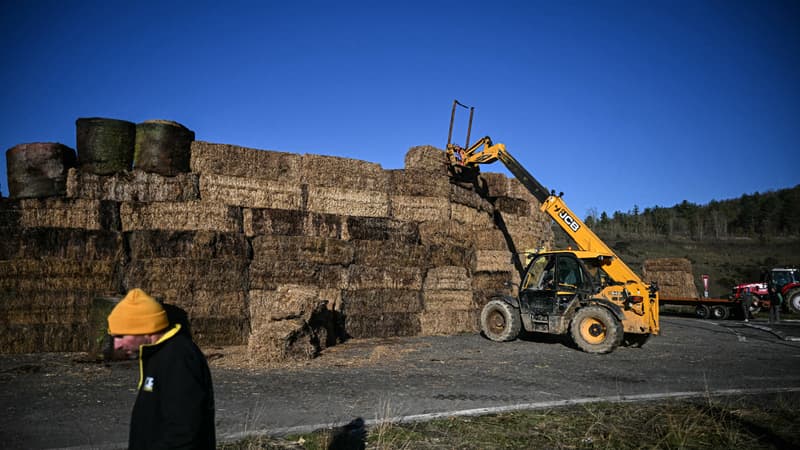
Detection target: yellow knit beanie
<box><xmin>108</xmin><ymin>288</ymin><xmax>169</xmax><ymax>335</ymax></box>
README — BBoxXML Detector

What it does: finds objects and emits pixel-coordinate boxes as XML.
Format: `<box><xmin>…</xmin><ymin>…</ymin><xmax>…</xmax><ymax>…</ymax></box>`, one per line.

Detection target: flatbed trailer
<box><xmin>660</xmin><ymin>296</ymin><xmax>766</xmax><ymax>320</ymax></box>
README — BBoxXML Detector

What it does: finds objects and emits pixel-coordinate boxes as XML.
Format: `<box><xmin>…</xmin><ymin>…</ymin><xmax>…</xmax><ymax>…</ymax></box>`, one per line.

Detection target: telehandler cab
<box><xmin>446</xmin><ymin>101</ymin><xmax>659</xmax><ymax>354</ymax></box>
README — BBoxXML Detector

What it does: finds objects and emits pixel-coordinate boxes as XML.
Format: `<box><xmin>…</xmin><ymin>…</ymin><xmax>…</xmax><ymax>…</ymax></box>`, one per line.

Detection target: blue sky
<box><xmin>1</xmin><ymin>0</ymin><xmax>797</xmax><ymax>219</ymax></box>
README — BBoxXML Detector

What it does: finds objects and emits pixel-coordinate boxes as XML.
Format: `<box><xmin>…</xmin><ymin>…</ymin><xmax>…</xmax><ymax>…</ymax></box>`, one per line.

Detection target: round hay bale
<box><xmin>134</xmin><ymin>120</ymin><xmax>195</xmax><ymax>175</ymax></box>
<box><xmin>76</xmin><ymin>117</ymin><xmax>136</xmax><ymax>175</ymax></box>
<box><xmin>6</xmin><ymin>142</ymin><xmax>76</xmax><ymax>198</ymax></box>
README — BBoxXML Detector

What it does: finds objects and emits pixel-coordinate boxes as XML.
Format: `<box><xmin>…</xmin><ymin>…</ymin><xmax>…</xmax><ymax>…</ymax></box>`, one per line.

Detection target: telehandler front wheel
<box><xmin>570</xmin><ymin>306</ymin><xmax>623</xmax><ymax>354</ymax></box>
<box><xmin>480</xmin><ymin>299</ymin><xmax>522</xmax><ymax>342</ymax></box>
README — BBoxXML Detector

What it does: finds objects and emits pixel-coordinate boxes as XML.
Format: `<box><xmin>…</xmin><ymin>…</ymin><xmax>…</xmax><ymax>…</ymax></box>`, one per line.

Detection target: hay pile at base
<box><xmin>2</xmin><ymin>138</ymin><xmax>554</xmax><ymax>362</ymax></box>
<box><xmin>248</xmin><ymin>285</ymin><xmax>339</xmax><ymax>365</ymax></box>
<box><xmin>643</xmin><ymin>258</ymin><xmax>699</xmax><ymax>298</ymax></box>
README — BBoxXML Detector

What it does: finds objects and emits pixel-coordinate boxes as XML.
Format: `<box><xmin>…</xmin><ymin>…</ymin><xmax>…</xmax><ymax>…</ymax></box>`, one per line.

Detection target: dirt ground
<box><xmin>2</xmin><ymin>316</ymin><xmax>800</xmax><ymax>450</ymax></box>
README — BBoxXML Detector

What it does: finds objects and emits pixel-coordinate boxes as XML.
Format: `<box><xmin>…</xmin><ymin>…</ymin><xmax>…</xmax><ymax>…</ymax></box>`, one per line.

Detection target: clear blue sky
<box><xmin>1</xmin><ymin>0</ymin><xmax>798</xmax><ymax>219</ymax></box>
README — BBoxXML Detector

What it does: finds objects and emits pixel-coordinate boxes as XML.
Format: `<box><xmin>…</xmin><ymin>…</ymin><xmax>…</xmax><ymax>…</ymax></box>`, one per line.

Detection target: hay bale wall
<box><xmin>1</xmin><ymin>138</ymin><xmax>553</xmax><ymax>363</ymax></box>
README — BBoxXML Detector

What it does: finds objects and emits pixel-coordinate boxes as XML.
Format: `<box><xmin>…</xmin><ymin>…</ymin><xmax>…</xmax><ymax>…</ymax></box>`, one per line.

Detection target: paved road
<box><xmin>2</xmin><ymin>316</ymin><xmax>800</xmax><ymax>449</ymax></box>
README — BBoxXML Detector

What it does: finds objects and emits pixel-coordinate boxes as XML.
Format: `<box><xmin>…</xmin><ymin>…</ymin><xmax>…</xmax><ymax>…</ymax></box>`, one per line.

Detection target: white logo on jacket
<box><xmin>143</xmin><ymin>376</ymin><xmax>155</xmax><ymax>392</ymax></box>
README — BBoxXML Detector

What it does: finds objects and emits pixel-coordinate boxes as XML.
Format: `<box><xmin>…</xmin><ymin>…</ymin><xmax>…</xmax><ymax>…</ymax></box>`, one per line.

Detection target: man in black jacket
<box><xmin>108</xmin><ymin>288</ymin><xmax>215</xmax><ymax>449</ymax></box>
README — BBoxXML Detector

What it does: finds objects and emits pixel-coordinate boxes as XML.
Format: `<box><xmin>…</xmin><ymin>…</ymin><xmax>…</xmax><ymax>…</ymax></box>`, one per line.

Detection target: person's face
<box><xmin>112</xmin><ymin>334</ymin><xmax>150</xmax><ymax>360</ymax></box>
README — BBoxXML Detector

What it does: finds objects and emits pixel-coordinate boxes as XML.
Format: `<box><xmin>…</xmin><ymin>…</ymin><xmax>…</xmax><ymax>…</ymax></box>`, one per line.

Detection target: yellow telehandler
<box><xmin>446</xmin><ymin>101</ymin><xmax>659</xmax><ymax>354</ymax></box>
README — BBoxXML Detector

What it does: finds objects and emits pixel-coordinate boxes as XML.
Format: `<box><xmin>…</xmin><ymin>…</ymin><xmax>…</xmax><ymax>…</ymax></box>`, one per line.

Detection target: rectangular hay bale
<box><xmin>0</xmin><ymin>228</ymin><xmax>122</xmax><ymax>260</ymax></box>
<box><xmin>199</xmin><ymin>174</ymin><xmax>303</xmax><ymax>209</ymax></box>
<box><xmin>344</xmin><ymin>312</ymin><xmax>420</xmax><ymax>338</ymax></box>
<box><xmin>126</xmin><ymin>230</ymin><xmax>249</xmax><ymax>259</ymax></box>
<box><xmin>121</xmin><ymin>201</ymin><xmax>242</xmax><ymax>232</ymax></box>
<box><xmin>341</xmin><ymin>289</ymin><xmax>423</xmax><ymax>314</ymax></box>
<box><xmin>423</xmin><ymin>266</ymin><xmax>471</xmax><ymax>291</ymax></box>
<box><xmin>251</xmin><ymin>235</ymin><xmax>354</xmax><ymax>265</ymax></box>
<box><xmin>474</xmin><ymin>250</ymin><xmax>513</xmax><ymax>273</ymax></box>
<box><xmin>301</xmin><ymin>154</ymin><xmax>388</xmax><ymax>191</ymax></box>
<box><xmin>422</xmin><ymin>290</ymin><xmax>473</xmax><ymax>311</ymax></box>
<box><xmin>66</xmin><ymin>168</ymin><xmax>199</xmax><ymax>202</ymax></box>
<box><xmin>345</xmin><ymin>265</ymin><xmax>423</xmax><ymax>290</ymax></box>
<box><xmin>306</xmin><ymin>186</ymin><xmax>389</xmax><ymax>218</ymax></box>
<box><xmin>124</xmin><ymin>258</ymin><xmax>249</xmax><ymax>292</ymax></box>
<box><xmin>344</xmin><ymin>216</ymin><xmax>419</xmax><ymax>243</ymax></box>
<box><xmin>249</xmin><ymin>260</ymin><xmax>345</xmax><ymax>290</ymax></box>
<box><xmin>388</xmin><ymin>169</ymin><xmax>450</xmax><ymax>197</ymax></box>
<box><xmin>12</xmin><ymin>198</ymin><xmax>119</xmax><ymax>230</ymax></box>
<box><xmin>390</xmin><ymin>195</ymin><xmax>450</xmax><ymax>223</ymax></box>
<box><xmin>243</xmin><ymin>208</ymin><xmax>344</xmax><ymax>238</ymax></box>
<box><xmin>190</xmin><ymin>141</ymin><xmax>302</xmax><ymax>180</ymax></box>
<box><xmin>352</xmin><ymin>240</ymin><xmax>428</xmax><ymax>267</ymax></box>
<box><xmin>419</xmin><ymin>310</ymin><xmax>477</xmax><ymax>336</ymax></box>
<box><xmin>0</xmin><ymin>259</ymin><xmax>117</xmax><ymax>291</ymax></box>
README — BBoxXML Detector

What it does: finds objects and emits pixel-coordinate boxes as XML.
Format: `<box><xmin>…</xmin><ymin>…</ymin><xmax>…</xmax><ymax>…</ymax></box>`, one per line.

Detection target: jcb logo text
<box><xmin>558</xmin><ymin>210</ymin><xmax>581</xmax><ymax>232</ymax></box>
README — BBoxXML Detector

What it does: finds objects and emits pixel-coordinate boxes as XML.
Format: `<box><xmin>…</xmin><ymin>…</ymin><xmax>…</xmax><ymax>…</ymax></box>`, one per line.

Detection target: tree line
<box><xmin>584</xmin><ymin>184</ymin><xmax>800</xmax><ymax>239</ymax></box>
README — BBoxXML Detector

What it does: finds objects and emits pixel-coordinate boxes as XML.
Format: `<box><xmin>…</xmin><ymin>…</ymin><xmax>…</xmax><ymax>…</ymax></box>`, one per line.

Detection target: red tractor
<box><xmin>731</xmin><ymin>268</ymin><xmax>800</xmax><ymax>315</ymax></box>
<box><xmin>764</xmin><ymin>268</ymin><xmax>800</xmax><ymax>314</ymax></box>
<box><xmin>731</xmin><ymin>281</ymin><xmax>768</xmax><ymax>315</ymax></box>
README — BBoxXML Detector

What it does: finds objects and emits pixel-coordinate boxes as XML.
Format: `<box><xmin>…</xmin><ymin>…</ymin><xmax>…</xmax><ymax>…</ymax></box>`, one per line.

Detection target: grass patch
<box><xmin>220</xmin><ymin>392</ymin><xmax>800</xmax><ymax>449</ymax></box>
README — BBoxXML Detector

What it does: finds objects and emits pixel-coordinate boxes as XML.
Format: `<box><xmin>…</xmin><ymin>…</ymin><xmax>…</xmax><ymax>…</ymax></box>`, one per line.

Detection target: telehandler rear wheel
<box><xmin>480</xmin><ymin>299</ymin><xmax>522</xmax><ymax>342</ymax></box>
<box><xmin>570</xmin><ymin>306</ymin><xmax>623</xmax><ymax>354</ymax></box>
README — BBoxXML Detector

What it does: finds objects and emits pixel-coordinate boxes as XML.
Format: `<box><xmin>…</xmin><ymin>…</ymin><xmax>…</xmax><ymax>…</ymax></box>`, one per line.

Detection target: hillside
<box><xmin>553</xmin><ymin>185</ymin><xmax>800</xmax><ymax>297</ymax></box>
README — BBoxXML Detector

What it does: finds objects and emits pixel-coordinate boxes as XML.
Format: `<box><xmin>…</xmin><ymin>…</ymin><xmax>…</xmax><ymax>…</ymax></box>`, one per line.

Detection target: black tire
<box><xmin>710</xmin><ymin>305</ymin><xmax>730</xmax><ymax>320</ymax></box>
<box><xmin>787</xmin><ymin>289</ymin><xmax>800</xmax><ymax>314</ymax></box>
<box><xmin>480</xmin><ymin>299</ymin><xmax>522</xmax><ymax>342</ymax></box>
<box><xmin>695</xmin><ymin>305</ymin><xmax>711</xmax><ymax>320</ymax></box>
<box><xmin>569</xmin><ymin>306</ymin><xmax>623</xmax><ymax>354</ymax></box>
<box><xmin>623</xmin><ymin>333</ymin><xmax>651</xmax><ymax>348</ymax></box>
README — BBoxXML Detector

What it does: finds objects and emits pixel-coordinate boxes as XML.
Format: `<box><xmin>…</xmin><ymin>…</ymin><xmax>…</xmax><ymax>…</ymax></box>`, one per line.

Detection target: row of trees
<box><xmin>584</xmin><ymin>185</ymin><xmax>800</xmax><ymax>239</ymax></box>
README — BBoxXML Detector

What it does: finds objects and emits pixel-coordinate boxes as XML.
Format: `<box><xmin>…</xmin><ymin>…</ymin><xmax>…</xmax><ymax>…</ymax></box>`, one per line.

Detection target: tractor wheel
<box><xmin>695</xmin><ymin>305</ymin><xmax>711</xmax><ymax>320</ymax></box>
<box><xmin>480</xmin><ymin>299</ymin><xmax>522</xmax><ymax>342</ymax></box>
<box><xmin>787</xmin><ymin>289</ymin><xmax>800</xmax><ymax>314</ymax></box>
<box><xmin>569</xmin><ymin>306</ymin><xmax>623</xmax><ymax>354</ymax></box>
<box><xmin>710</xmin><ymin>305</ymin><xmax>730</xmax><ymax>320</ymax></box>
<box><xmin>622</xmin><ymin>333</ymin><xmax>651</xmax><ymax>348</ymax></box>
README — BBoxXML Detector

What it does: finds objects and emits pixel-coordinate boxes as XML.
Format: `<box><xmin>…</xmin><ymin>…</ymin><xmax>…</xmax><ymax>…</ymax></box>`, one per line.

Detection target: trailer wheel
<box><xmin>695</xmin><ymin>305</ymin><xmax>711</xmax><ymax>320</ymax></box>
<box><xmin>710</xmin><ymin>305</ymin><xmax>730</xmax><ymax>320</ymax></box>
<box><xmin>480</xmin><ymin>299</ymin><xmax>521</xmax><ymax>342</ymax></box>
<box><xmin>570</xmin><ymin>306</ymin><xmax>623</xmax><ymax>354</ymax></box>
<box><xmin>787</xmin><ymin>288</ymin><xmax>800</xmax><ymax>314</ymax></box>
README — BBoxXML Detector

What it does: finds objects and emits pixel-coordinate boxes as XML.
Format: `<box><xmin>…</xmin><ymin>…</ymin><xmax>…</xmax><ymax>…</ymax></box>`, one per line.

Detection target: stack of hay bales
<box><xmin>2</xmin><ymin>128</ymin><xmax>555</xmax><ymax>362</ymax></box>
<box><xmin>642</xmin><ymin>258</ymin><xmax>698</xmax><ymax>298</ymax></box>
<box><xmin>0</xmin><ymin>198</ymin><xmax>122</xmax><ymax>352</ymax></box>
<box><xmin>191</xmin><ymin>142</ymin><xmax>349</xmax><ymax>361</ymax></box>
<box><xmin>122</xmin><ymin>229</ymin><xmax>250</xmax><ymax>346</ymax></box>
